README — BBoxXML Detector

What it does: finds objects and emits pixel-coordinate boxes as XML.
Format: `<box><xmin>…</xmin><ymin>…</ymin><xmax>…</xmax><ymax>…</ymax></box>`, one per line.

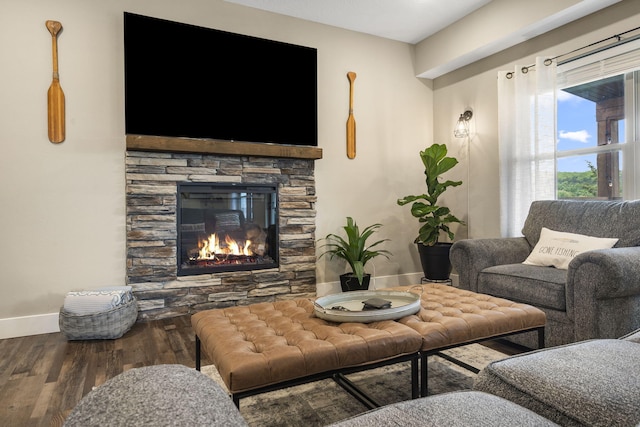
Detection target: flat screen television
<box><xmin>123</xmin><ymin>12</ymin><xmax>318</xmax><ymax>147</ymax></box>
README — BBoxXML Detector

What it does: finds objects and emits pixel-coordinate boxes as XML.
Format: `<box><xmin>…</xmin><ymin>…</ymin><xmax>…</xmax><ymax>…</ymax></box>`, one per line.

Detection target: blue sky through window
<box><xmin>557</xmin><ymin>91</ymin><xmax>596</xmax><ymax>172</ymax></box>
<box><xmin>557</xmin><ymin>84</ymin><xmax>626</xmax><ymax>172</ymax></box>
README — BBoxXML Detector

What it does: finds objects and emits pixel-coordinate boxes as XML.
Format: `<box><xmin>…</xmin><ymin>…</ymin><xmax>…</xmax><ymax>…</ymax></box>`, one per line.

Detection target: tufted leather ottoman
<box><xmin>192</xmin><ymin>284</ymin><xmax>546</xmax><ymax>403</ymax></box>
<box><xmin>393</xmin><ymin>284</ymin><xmax>546</xmax><ymax>350</ymax></box>
<box><xmin>392</xmin><ymin>284</ymin><xmax>546</xmax><ymax>396</ymax></box>
<box><xmin>192</xmin><ymin>298</ymin><xmax>423</xmax><ymax>398</ymax></box>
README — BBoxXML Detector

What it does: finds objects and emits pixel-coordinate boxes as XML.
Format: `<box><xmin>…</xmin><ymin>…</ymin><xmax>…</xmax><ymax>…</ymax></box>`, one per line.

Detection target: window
<box><xmin>556</xmin><ymin>40</ymin><xmax>640</xmax><ymax>200</ymax></box>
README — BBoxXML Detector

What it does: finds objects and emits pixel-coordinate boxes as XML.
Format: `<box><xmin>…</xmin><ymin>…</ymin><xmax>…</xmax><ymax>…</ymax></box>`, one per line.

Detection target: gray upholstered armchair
<box><xmin>450</xmin><ymin>200</ymin><xmax>640</xmax><ymax>348</ymax></box>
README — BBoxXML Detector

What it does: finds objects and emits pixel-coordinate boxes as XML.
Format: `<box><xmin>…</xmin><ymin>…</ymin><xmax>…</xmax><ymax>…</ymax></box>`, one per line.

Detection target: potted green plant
<box><xmin>318</xmin><ymin>217</ymin><xmax>392</xmax><ymax>291</ymax></box>
<box><xmin>397</xmin><ymin>143</ymin><xmax>465</xmax><ymax>281</ymax></box>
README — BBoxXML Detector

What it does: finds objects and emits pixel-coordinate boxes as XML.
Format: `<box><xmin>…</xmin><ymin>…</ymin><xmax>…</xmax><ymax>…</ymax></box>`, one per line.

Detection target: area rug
<box><xmin>201</xmin><ymin>343</ymin><xmax>508</xmax><ymax>426</ymax></box>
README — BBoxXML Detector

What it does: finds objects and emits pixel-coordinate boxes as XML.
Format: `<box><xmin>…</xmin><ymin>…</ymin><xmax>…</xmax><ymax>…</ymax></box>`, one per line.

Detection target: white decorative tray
<box><xmin>314</xmin><ymin>290</ymin><xmax>421</xmax><ymax>323</ymax></box>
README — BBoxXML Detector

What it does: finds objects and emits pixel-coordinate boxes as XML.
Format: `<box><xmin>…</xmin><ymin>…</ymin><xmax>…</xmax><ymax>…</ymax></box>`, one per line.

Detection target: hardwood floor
<box><xmin>0</xmin><ymin>315</ymin><xmax>527</xmax><ymax>426</ymax></box>
<box><xmin>0</xmin><ymin>315</ymin><xmax>211</xmax><ymax>427</ymax></box>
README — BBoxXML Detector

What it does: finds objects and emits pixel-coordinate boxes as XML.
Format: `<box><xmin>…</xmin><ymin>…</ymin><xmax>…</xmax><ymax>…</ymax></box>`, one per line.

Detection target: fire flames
<box><xmin>182</xmin><ymin>228</ymin><xmax>272</xmax><ymax>271</ymax></box>
<box><xmin>198</xmin><ymin>233</ymin><xmax>252</xmax><ymax>259</ymax></box>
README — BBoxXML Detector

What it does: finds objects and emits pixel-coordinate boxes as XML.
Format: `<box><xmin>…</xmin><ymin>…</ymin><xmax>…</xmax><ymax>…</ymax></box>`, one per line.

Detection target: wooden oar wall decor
<box><xmin>46</xmin><ymin>20</ymin><xmax>65</xmax><ymax>143</ymax></box>
<box><xmin>346</xmin><ymin>71</ymin><xmax>356</xmax><ymax>159</ymax></box>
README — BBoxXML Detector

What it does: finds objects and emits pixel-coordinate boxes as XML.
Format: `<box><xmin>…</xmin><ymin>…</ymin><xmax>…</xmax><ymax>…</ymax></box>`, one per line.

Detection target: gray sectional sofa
<box><xmin>334</xmin><ymin>329</ymin><xmax>640</xmax><ymax>427</ymax></box>
<box><xmin>64</xmin><ymin>330</ymin><xmax>640</xmax><ymax>427</ymax></box>
<box><xmin>450</xmin><ymin>199</ymin><xmax>640</xmax><ymax>348</ymax></box>
<box><xmin>473</xmin><ymin>329</ymin><xmax>640</xmax><ymax>427</ymax></box>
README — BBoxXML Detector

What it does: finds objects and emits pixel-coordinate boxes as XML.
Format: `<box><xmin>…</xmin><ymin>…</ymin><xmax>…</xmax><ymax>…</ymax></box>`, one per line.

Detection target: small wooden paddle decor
<box><xmin>346</xmin><ymin>71</ymin><xmax>356</xmax><ymax>159</ymax></box>
<box><xmin>46</xmin><ymin>20</ymin><xmax>65</xmax><ymax>143</ymax></box>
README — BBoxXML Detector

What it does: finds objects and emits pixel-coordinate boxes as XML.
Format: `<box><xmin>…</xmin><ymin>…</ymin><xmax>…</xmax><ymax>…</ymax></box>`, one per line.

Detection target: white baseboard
<box><xmin>316</xmin><ymin>272</ymin><xmax>450</xmax><ymax>296</ymax></box>
<box><xmin>450</xmin><ymin>273</ymin><xmax>460</xmax><ymax>287</ymax></box>
<box><xmin>0</xmin><ymin>313</ymin><xmax>60</xmax><ymax>340</ymax></box>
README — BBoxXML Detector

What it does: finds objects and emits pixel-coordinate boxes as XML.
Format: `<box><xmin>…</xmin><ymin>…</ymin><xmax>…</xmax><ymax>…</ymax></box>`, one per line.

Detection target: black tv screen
<box><xmin>124</xmin><ymin>12</ymin><xmax>318</xmax><ymax>147</ymax></box>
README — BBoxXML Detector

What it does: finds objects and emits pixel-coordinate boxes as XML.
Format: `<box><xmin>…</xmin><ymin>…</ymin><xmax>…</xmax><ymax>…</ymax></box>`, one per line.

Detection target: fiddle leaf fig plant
<box><xmin>397</xmin><ymin>143</ymin><xmax>465</xmax><ymax>246</ymax></box>
<box><xmin>318</xmin><ymin>217</ymin><xmax>392</xmax><ymax>285</ymax></box>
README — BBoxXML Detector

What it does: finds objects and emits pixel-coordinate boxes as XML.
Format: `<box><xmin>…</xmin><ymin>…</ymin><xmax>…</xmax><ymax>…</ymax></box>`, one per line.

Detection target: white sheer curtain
<box><xmin>498</xmin><ymin>57</ymin><xmax>557</xmax><ymax>237</ymax></box>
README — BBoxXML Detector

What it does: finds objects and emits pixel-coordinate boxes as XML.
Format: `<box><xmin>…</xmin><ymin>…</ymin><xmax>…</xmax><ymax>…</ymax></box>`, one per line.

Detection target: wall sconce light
<box><xmin>454</xmin><ymin>110</ymin><xmax>473</xmax><ymax>138</ymax></box>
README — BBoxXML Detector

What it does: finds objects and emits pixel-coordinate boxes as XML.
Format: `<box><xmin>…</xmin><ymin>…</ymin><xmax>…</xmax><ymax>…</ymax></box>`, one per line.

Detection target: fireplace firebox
<box><xmin>177</xmin><ymin>183</ymin><xmax>278</xmax><ymax>276</ymax></box>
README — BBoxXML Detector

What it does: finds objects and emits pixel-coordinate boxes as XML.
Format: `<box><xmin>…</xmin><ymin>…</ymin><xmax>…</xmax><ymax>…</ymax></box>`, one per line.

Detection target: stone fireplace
<box><xmin>126</xmin><ymin>139</ymin><xmax>320</xmax><ymax>320</ymax></box>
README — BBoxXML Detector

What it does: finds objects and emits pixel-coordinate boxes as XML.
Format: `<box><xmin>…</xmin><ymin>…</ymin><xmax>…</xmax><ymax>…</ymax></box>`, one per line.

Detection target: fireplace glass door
<box><xmin>177</xmin><ymin>183</ymin><xmax>278</xmax><ymax>275</ymax></box>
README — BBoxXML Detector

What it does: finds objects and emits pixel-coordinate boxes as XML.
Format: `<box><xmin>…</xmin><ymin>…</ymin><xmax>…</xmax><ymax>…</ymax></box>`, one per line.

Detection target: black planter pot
<box><xmin>340</xmin><ymin>273</ymin><xmax>371</xmax><ymax>292</ymax></box>
<box><xmin>417</xmin><ymin>242</ymin><xmax>453</xmax><ymax>281</ymax></box>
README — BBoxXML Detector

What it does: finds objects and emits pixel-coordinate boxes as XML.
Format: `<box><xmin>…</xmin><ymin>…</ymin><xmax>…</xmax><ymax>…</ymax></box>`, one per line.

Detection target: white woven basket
<box><xmin>59</xmin><ymin>298</ymin><xmax>138</xmax><ymax>340</ymax></box>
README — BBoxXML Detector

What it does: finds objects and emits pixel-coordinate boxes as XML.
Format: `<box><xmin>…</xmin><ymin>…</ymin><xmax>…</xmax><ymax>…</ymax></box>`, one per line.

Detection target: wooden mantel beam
<box><xmin>126</xmin><ymin>134</ymin><xmax>323</xmax><ymax>160</ymax></box>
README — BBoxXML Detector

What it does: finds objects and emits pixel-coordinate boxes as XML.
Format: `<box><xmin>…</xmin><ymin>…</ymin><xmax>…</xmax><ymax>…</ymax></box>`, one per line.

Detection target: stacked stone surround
<box><xmin>126</xmin><ymin>150</ymin><xmax>317</xmax><ymax>320</ymax></box>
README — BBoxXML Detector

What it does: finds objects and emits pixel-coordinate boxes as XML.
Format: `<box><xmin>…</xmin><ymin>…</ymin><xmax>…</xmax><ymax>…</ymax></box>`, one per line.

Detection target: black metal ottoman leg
<box><xmin>411</xmin><ymin>356</ymin><xmax>419</xmax><ymax>399</ymax></box>
<box><xmin>421</xmin><ymin>353</ymin><xmax>429</xmax><ymax>397</ymax></box>
<box><xmin>195</xmin><ymin>335</ymin><xmax>201</xmax><ymax>371</ymax></box>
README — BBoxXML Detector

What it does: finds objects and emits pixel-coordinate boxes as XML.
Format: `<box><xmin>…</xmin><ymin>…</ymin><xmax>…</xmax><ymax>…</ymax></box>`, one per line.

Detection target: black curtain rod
<box><xmin>515</xmin><ymin>25</ymin><xmax>640</xmax><ymax>75</ymax></box>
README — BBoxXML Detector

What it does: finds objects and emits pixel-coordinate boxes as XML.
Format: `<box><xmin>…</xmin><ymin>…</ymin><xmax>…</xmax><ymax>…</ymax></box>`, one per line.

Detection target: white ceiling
<box><xmin>225</xmin><ymin>0</ymin><xmax>622</xmax><ymax>78</ymax></box>
<box><xmin>225</xmin><ymin>0</ymin><xmax>492</xmax><ymax>44</ymax></box>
